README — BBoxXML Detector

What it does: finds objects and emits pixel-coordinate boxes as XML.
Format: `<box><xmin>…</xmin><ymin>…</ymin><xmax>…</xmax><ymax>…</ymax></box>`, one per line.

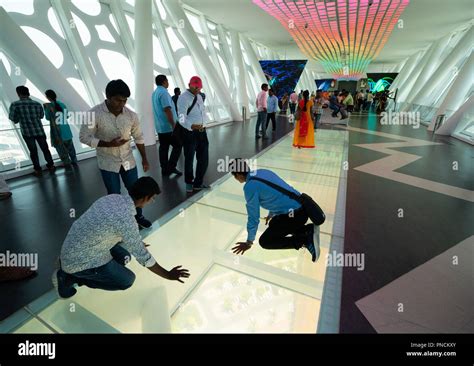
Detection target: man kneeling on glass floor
<box><xmin>230</xmin><ymin>159</ymin><xmax>320</xmax><ymax>261</ymax></box>
<box><xmin>53</xmin><ymin>177</ymin><xmax>190</xmax><ymax>298</ymax></box>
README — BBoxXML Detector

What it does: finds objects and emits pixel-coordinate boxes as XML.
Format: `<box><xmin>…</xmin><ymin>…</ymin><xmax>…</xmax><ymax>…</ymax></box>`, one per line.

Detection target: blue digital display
<box><xmin>259</xmin><ymin>60</ymin><xmax>307</xmax><ymax>99</ymax></box>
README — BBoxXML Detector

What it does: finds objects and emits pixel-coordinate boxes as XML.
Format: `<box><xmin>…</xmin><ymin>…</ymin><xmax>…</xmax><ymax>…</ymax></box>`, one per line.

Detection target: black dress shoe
<box><xmin>0</xmin><ymin>192</ymin><xmax>12</xmax><ymax>200</ymax></box>
<box><xmin>32</xmin><ymin>170</ymin><xmax>43</xmax><ymax>177</ymax></box>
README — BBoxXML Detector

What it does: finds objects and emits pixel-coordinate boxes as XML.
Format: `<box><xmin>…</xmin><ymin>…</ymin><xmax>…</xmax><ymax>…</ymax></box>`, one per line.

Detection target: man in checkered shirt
<box><xmin>9</xmin><ymin>86</ymin><xmax>56</xmax><ymax>177</ymax></box>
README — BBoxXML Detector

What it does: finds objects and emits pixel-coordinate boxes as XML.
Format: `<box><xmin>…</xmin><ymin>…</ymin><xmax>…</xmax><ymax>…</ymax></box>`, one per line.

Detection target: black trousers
<box><xmin>158</xmin><ymin>132</ymin><xmax>182</xmax><ymax>174</ymax></box>
<box><xmin>266</xmin><ymin>112</ymin><xmax>276</xmax><ymax>131</ymax></box>
<box><xmin>289</xmin><ymin>103</ymin><xmax>297</xmax><ymax>114</ymax></box>
<box><xmin>22</xmin><ymin>135</ymin><xmax>55</xmax><ymax>171</ymax></box>
<box><xmin>183</xmin><ymin>128</ymin><xmax>209</xmax><ymax>186</ymax></box>
<box><xmin>259</xmin><ymin>208</ymin><xmax>312</xmax><ymax>250</ymax></box>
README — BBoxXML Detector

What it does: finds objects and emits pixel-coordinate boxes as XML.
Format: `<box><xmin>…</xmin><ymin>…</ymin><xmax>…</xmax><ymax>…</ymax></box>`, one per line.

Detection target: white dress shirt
<box><xmin>80</xmin><ymin>102</ymin><xmax>145</xmax><ymax>173</ymax></box>
<box><xmin>177</xmin><ymin>90</ymin><xmax>207</xmax><ymax>131</ymax></box>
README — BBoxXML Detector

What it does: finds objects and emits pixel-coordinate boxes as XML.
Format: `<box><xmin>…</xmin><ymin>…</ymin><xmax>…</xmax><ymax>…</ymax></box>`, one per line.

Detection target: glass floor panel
<box><xmin>30</xmin><ymin>205</ymin><xmax>248</xmax><ymax>333</ymax></box>
<box><xmin>13</xmin><ymin>318</ymin><xmax>54</xmax><ymax>334</ymax></box>
<box><xmin>171</xmin><ymin>265</ymin><xmax>320</xmax><ymax>333</ymax></box>
<box><xmin>229</xmin><ymin>230</ymin><xmax>337</xmax><ymax>284</ymax></box>
<box><xmin>256</xmin><ymin>148</ymin><xmax>346</xmax><ymax>178</ymax></box>
<box><xmin>270</xmin><ymin>134</ymin><xmax>348</xmax><ymax>154</ymax></box>
<box><xmin>7</xmin><ymin>130</ymin><xmax>347</xmax><ymax>334</ymax></box>
<box><xmin>195</xmin><ymin>168</ymin><xmax>345</xmax><ymax>238</ymax></box>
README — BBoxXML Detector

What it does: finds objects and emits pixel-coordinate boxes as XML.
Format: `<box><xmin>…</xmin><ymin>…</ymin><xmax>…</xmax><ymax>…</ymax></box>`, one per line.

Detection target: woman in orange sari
<box><xmin>293</xmin><ymin>90</ymin><xmax>315</xmax><ymax>148</ymax></box>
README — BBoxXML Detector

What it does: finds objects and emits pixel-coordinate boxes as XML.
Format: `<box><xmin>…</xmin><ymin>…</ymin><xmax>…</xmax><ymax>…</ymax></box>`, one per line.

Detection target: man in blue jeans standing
<box><xmin>255</xmin><ymin>83</ymin><xmax>268</xmax><ymax>139</ymax></box>
<box><xmin>53</xmin><ymin>177</ymin><xmax>190</xmax><ymax>298</ymax></box>
<box><xmin>80</xmin><ymin>79</ymin><xmax>152</xmax><ymax>229</ymax></box>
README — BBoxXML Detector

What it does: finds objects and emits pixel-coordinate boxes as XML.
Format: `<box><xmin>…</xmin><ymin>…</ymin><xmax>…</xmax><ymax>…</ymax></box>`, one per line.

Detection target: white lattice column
<box><xmin>50</xmin><ymin>0</ymin><xmax>102</xmax><ymax>105</ymax></box>
<box><xmin>399</xmin><ymin>43</ymin><xmax>439</xmax><ymax>102</ymax></box>
<box><xmin>429</xmin><ymin>52</ymin><xmax>474</xmax><ymax>131</ymax></box>
<box><xmin>241</xmin><ymin>36</ymin><xmax>267</xmax><ymax>84</ymax></box>
<box><xmin>216</xmin><ymin>24</ymin><xmax>236</xmax><ymax>98</ymax></box>
<box><xmin>389</xmin><ymin>50</ymin><xmax>423</xmax><ymax>101</ymax></box>
<box><xmin>408</xmin><ymin>26</ymin><xmax>473</xmax><ymax>109</ymax></box>
<box><xmin>163</xmin><ymin>0</ymin><xmax>241</xmax><ymax>121</ymax></box>
<box><xmin>435</xmin><ymin>95</ymin><xmax>474</xmax><ymax>138</ymax></box>
<box><xmin>109</xmin><ymin>0</ymin><xmax>135</xmax><ymax>69</ymax></box>
<box><xmin>230</xmin><ymin>30</ymin><xmax>249</xmax><ymax>118</ymax></box>
<box><xmin>0</xmin><ymin>7</ymin><xmax>89</xmax><ymax>112</ymax></box>
<box><xmin>134</xmin><ymin>0</ymin><xmax>156</xmax><ymax>146</ymax></box>
<box><xmin>405</xmin><ymin>34</ymin><xmax>452</xmax><ymax>104</ymax></box>
<box><xmin>396</xmin><ymin>49</ymin><xmax>432</xmax><ymax>105</ymax></box>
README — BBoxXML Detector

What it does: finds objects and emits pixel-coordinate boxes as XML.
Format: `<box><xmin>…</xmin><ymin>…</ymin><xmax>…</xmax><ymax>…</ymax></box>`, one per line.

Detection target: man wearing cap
<box><xmin>176</xmin><ymin>76</ymin><xmax>209</xmax><ymax>193</ymax></box>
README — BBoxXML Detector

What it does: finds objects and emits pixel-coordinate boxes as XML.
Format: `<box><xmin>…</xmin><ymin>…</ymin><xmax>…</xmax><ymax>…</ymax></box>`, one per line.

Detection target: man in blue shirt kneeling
<box><xmin>230</xmin><ymin>158</ymin><xmax>320</xmax><ymax>262</ymax></box>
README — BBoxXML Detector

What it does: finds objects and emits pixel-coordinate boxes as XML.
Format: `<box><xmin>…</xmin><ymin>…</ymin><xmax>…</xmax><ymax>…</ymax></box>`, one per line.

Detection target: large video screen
<box><xmin>259</xmin><ymin>60</ymin><xmax>307</xmax><ymax>99</ymax></box>
<box><xmin>367</xmin><ymin>73</ymin><xmax>398</xmax><ymax>93</ymax></box>
<box><xmin>315</xmin><ymin>79</ymin><xmax>336</xmax><ymax>91</ymax></box>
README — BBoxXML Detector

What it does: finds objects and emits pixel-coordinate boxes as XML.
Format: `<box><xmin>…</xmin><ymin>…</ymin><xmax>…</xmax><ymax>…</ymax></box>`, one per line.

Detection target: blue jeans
<box><xmin>55</xmin><ymin>139</ymin><xmax>78</xmax><ymax>165</ymax></box>
<box><xmin>314</xmin><ymin>114</ymin><xmax>322</xmax><ymax>129</ymax></box>
<box><xmin>100</xmin><ymin>166</ymin><xmax>143</xmax><ymax>218</ymax></box>
<box><xmin>329</xmin><ymin>104</ymin><xmax>340</xmax><ymax>116</ymax></box>
<box><xmin>71</xmin><ymin>245</ymin><xmax>136</xmax><ymax>291</ymax></box>
<box><xmin>255</xmin><ymin>111</ymin><xmax>267</xmax><ymax>137</ymax></box>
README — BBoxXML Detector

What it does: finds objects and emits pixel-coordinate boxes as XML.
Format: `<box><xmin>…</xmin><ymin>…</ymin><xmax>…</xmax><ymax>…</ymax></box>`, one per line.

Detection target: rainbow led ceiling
<box><xmin>253</xmin><ymin>0</ymin><xmax>409</xmax><ymax>79</ymax></box>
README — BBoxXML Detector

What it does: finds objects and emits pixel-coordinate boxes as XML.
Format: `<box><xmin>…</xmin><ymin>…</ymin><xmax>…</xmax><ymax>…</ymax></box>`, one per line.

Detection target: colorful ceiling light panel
<box><xmin>253</xmin><ymin>0</ymin><xmax>409</xmax><ymax>79</ymax></box>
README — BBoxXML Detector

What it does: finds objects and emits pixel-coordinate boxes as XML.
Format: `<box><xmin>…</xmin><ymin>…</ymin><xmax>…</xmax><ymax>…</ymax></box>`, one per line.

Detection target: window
<box><xmin>0</xmin><ymin>0</ymin><xmax>34</xmax><ymax>15</ymax></box>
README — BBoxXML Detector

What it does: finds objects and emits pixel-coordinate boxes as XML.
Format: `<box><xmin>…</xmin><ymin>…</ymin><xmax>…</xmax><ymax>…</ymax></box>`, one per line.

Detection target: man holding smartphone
<box><xmin>80</xmin><ymin>79</ymin><xmax>152</xmax><ymax>229</ymax></box>
<box><xmin>177</xmin><ymin>76</ymin><xmax>209</xmax><ymax>193</ymax></box>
